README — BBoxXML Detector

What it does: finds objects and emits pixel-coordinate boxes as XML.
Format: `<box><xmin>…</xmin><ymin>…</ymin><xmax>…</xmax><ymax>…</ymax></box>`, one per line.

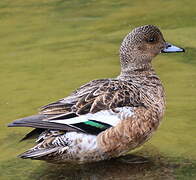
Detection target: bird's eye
<box><xmin>147</xmin><ymin>37</ymin><xmax>156</xmax><ymax>43</ymax></box>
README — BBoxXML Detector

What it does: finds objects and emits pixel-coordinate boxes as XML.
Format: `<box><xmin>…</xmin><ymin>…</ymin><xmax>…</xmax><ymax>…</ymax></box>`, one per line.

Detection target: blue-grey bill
<box><xmin>161</xmin><ymin>43</ymin><xmax>185</xmax><ymax>53</ymax></box>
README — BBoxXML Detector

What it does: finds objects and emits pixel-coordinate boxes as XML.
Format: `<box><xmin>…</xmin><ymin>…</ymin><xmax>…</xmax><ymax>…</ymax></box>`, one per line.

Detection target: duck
<box><xmin>8</xmin><ymin>25</ymin><xmax>185</xmax><ymax>163</ymax></box>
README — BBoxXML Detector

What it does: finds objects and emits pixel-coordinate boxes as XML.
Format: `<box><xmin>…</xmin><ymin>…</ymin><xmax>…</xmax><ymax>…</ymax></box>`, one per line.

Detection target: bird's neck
<box><xmin>119</xmin><ymin>52</ymin><xmax>153</xmax><ymax>77</ymax></box>
<box><xmin>118</xmin><ymin>67</ymin><xmax>156</xmax><ymax>80</ymax></box>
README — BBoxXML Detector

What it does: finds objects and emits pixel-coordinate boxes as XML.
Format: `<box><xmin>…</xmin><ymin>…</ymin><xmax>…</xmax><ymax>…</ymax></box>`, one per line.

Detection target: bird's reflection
<box><xmin>31</xmin><ymin>154</ymin><xmax>162</xmax><ymax>180</ymax></box>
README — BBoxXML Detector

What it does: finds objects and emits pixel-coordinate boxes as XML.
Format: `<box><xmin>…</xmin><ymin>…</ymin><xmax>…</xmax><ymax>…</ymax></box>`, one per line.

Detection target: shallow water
<box><xmin>0</xmin><ymin>0</ymin><xmax>196</xmax><ymax>179</ymax></box>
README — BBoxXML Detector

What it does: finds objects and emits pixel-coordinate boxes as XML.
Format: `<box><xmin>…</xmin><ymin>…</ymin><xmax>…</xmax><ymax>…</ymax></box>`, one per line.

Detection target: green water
<box><xmin>0</xmin><ymin>0</ymin><xmax>196</xmax><ymax>179</ymax></box>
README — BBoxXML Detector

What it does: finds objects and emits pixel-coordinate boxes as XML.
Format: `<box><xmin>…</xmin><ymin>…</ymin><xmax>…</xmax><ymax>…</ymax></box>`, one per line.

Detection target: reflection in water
<box><xmin>30</xmin><ymin>154</ymin><xmax>175</xmax><ymax>180</ymax></box>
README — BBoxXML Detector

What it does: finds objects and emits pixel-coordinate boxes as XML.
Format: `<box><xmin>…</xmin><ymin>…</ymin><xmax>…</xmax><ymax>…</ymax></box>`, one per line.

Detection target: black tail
<box><xmin>20</xmin><ymin>128</ymin><xmax>45</xmax><ymax>141</ymax></box>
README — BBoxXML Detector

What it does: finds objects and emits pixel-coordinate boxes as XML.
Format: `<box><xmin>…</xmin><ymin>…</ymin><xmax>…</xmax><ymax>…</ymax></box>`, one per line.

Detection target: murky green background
<box><xmin>0</xmin><ymin>0</ymin><xmax>196</xmax><ymax>179</ymax></box>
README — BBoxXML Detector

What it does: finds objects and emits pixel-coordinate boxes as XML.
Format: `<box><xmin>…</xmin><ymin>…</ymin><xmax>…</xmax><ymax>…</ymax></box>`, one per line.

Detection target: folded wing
<box><xmin>8</xmin><ymin>79</ymin><xmax>140</xmax><ymax>139</ymax></box>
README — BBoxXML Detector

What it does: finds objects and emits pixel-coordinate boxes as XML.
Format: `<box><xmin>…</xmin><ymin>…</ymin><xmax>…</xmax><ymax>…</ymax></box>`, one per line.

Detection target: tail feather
<box><xmin>20</xmin><ymin>128</ymin><xmax>45</xmax><ymax>141</ymax></box>
<box><xmin>19</xmin><ymin>147</ymin><xmax>59</xmax><ymax>159</ymax></box>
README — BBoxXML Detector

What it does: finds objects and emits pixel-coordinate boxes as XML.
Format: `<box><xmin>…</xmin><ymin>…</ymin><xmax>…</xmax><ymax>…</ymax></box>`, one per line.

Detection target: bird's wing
<box><xmin>40</xmin><ymin>79</ymin><xmax>141</xmax><ymax>115</ymax></box>
<box><xmin>8</xmin><ymin>79</ymin><xmax>143</xmax><ymax>135</ymax></box>
<box><xmin>39</xmin><ymin>79</ymin><xmax>111</xmax><ymax>115</ymax></box>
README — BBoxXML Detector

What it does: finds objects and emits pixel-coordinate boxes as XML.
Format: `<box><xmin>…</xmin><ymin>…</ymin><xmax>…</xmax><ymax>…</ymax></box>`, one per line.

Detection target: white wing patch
<box><xmin>49</xmin><ymin>107</ymin><xmax>134</xmax><ymax>126</ymax></box>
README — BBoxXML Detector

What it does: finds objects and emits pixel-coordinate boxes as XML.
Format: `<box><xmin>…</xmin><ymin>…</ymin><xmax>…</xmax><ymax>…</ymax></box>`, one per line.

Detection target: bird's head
<box><xmin>119</xmin><ymin>25</ymin><xmax>184</xmax><ymax>73</ymax></box>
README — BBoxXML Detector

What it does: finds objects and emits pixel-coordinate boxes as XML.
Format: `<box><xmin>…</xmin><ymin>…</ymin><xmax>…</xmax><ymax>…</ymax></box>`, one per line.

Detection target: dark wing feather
<box><xmin>20</xmin><ymin>128</ymin><xmax>45</xmax><ymax>141</ymax></box>
<box><xmin>8</xmin><ymin>114</ymin><xmax>85</xmax><ymax>133</ymax></box>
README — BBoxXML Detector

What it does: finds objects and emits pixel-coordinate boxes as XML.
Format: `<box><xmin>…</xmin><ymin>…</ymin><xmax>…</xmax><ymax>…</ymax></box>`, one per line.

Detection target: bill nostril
<box><xmin>165</xmin><ymin>43</ymin><xmax>172</xmax><ymax>48</ymax></box>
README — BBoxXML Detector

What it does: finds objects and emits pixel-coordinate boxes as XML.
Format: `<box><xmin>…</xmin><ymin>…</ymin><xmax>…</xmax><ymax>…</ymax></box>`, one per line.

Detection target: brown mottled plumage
<box><xmin>8</xmin><ymin>25</ymin><xmax>184</xmax><ymax>163</ymax></box>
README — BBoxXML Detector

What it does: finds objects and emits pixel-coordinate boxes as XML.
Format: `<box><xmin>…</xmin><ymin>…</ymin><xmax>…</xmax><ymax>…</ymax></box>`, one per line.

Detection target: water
<box><xmin>0</xmin><ymin>0</ymin><xmax>196</xmax><ymax>179</ymax></box>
